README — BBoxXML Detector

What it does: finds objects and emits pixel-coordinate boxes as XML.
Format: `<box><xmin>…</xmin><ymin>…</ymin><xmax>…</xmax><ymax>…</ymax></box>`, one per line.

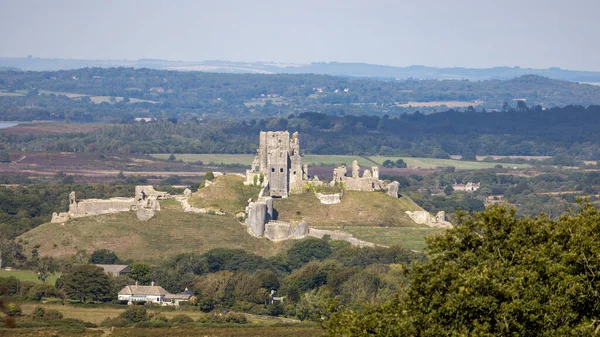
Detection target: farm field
<box><xmin>334</xmin><ymin>226</ymin><xmax>443</xmax><ymax>251</ymax></box>
<box><xmin>152</xmin><ymin>153</ymin><xmax>255</xmax><ymax>165</ymax></box>
<box><xmin>0</xmin><ymin>90</ymin><xmax>25</xmax><ymax>96</ymax></box>
<box><xmin>14</xmin><ymin>303</ymin><xmax>307</xmax><ymax>326</ymax></box>
<box><xmin>1</xmin><ymin>122</ymin><xmax>107</xmax><ymax>135</ymax></box>
<box><xmin>154</xmin><ymin>154</ymin><xmax>530</xmax><ymax>170</ymax></box>
<box><xmin>38</xmin><ymin>90</ymin><xmax>157</xmax><ymax>104</ymax></box>
<box><xmin>0</xmin><ymin>269</ymin><xmax>60</xmax><ymax>285</ymax></box>
<box><xmin>370</xmin><ymin>156</ymin><xmax>530</xmax><ymax>170</ymax></box>
<box><xmin>395</xmin><ymin>100</ymin><xmax>482</xmax><ymax>108</ymax></box>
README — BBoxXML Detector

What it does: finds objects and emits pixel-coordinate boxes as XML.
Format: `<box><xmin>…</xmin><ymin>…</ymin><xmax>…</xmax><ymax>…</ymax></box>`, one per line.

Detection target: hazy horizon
<box><xmin>1</xmin><ymin>0</ymin><xmax>599</xmax><ymax>71</ymax></box>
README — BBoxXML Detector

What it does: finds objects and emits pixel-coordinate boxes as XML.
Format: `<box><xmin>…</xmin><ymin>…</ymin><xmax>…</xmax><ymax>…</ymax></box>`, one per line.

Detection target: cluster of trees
<box><xmin>325</xmin><ymin>204</ymin><xmax>600</xmax><ymax>336</ymax></box>
<box><xmin>0</xmin><ymin>237</ymin><xmax>424</xmax><ymax>322</ymax></box>
<box><xmin>1</xmin><ymin>68</ymin><xmax>600</xmax><ymax>122</ymax></box>
<box><xmin>4</xmin><ymin>106</ymin><xmax>600</xmax><ymax>159</ymax></box>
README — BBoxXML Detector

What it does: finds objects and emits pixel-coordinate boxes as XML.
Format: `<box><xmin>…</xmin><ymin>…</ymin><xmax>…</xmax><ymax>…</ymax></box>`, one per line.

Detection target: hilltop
<box><xmin>18</xmin><ymin>174</ymin><xmax>436</xmax><ymax>261</ymax></box>
<box><xmin>274</xmin><ymin>191</ymin><xmax>423</xmax><ymax>228</ymax></box>
<box><xmin>19</xmin><ymin>200</ymin><xmax>292</xmax><ymax>263</ymax></box>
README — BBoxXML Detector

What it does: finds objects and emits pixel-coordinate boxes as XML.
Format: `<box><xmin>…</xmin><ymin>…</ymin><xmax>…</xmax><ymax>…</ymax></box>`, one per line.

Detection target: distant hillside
<box><xmin>2</xmin><ymin>57</ymin><xmax>600</xmax><ymax>82</ymax></box>
<box><xmin>2</xmin><ymin>67</ymin><xmax>600</xmax><ymax>122</ymax></box>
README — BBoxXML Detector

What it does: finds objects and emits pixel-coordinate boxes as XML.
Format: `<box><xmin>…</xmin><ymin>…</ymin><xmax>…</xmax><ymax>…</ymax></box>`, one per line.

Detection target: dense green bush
<box><xmin>119</xmin><ymin>306</ymin><xmax>148</xmax><ymax>324</ymax></box>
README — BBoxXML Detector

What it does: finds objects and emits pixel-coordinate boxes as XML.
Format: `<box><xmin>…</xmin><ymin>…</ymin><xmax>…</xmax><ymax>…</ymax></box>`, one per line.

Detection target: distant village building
<box><xmin>452</xmin><ymin>182</ymin><xmax>481</xmax><ymax>192</ymax></box>
<box><xmin>95</xmin><ymin>264</ymin><xmax>130</xmax><ymax>277</ymax></box>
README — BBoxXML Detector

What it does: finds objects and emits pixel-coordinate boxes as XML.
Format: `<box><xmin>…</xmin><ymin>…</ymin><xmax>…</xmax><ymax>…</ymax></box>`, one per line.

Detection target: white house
<box><xmin>118</xmin><ymin>282</ymin><xmax>169</xmax><ymax>304</ymax></box>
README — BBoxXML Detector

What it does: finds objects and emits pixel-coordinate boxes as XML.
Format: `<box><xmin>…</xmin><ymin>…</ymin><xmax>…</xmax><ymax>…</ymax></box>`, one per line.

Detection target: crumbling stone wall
<box><xmin>331</xmin><ymin>160</ymin><xmax>384</xmax><ymax>192</ymax></box>
<box><xmin>315</xmin><ymin>192</ymin><xmax>343</xmax><ymax>204</ymax></box>
<box><xmin>51</xmin><ymin>186</ymin><xmax>169</xmax><ymax>224</ymax></box>
<box><xmin>405</xmin><ymin>210</ymin><xmax>453</xmax><ymax>228</ymax></box>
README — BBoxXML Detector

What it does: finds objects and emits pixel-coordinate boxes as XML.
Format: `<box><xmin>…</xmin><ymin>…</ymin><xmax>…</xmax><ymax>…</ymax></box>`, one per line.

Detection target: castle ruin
<box><xmin>245</xmin><ymin>131</ymin><xmax>306</xmax><ymax>198</ymax></box>
<box><xmin>51</xmin><ymin>186</ymin><xmax>168</xmax><ymax>223</ymax></box>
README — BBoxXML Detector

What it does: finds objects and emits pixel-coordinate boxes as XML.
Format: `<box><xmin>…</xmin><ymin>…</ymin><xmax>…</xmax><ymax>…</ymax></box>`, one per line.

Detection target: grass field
<box><xmin>333</xmin><ymin>227</ymin><xmax>443</xmax><ymax>251</ymax></box>
<box><xmin>0</xmin><ymin>270</ymin><xmax>60</xmax><ymax>285</ymax></box>
<box><xmin>19</xmin><ymin>206</ymin><xmax>292</xmax><ymax>263</ymax></box>
<box><xmin>8</xmin><ymin>303</ymin><xmax>322</xmax><ymax>337</ymax></box>
<box><xmin>38</xmin><ymin>90</ymin><xmax>157</xmax><ymax>104</ymax></box>
<box><xmin>189</xmin><ymin>175</ymin><xmax>262</xmax><ymax>214</ymax></box>
<box><xmin>152</xmin><ymin>153</ymin><xmax>256</xmax><ymax>165</ymax></box>
<box><xmin>151</xmin><ymin>154</ymin><xmax>529</xmax><ymax>170</ymax></box>
<box><xmin>0</xmin><ymin>90</ymin><xmax>25</xmax><ymax>96</ymax></box>
<box><xmin>274</xmin><ymin>191</ymin><xmax>424</xmax><ymax>228</ymax></box>
<box><xmin>369</xmin><ymin>156</ymin><xmax>530</xmax><ymax>170</ymax></box>
<box><xmin>396</xmin><ymin>100</ymin><xmax>482</xmax><ymax>108</ymax></box>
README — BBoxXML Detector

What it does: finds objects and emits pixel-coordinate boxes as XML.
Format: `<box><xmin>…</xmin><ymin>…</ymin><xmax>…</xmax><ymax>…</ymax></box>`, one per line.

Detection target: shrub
<box><xmin>100</xmin><ymin>317</ymin><xmax>128</xmax><ymax>328</ymax></box>
<box><xmin>6</xmin><ymin>303</ymin><xmax>22</xmax><ymax>316</ymax></box>
<box><xmin>119</xmin><ymin>306</ymin><xmax>148</xmax><ymax>323</ymax></box>
<box><xmin>44</xmin><ymin>309</ymin><xmax>64</xmax><ymax>320</ymax></box>
<box><xmin>197</xmin><ymin>312</ymin><xmax>248</xmax><ymax>324</ymax></box>
<box><xmin>32</xmin><ymin>306</ymin><xmax>45</xmax><ymax>319</ymax></box>
<box><xmin>134</xmin><ymin>320</ymin><xmax>170</xmax><ymax>328</ymax></box>
<box><xmin>170</xmin><ymin>314</ymin><xmax>194</xmax><ymax>325</ymax></box>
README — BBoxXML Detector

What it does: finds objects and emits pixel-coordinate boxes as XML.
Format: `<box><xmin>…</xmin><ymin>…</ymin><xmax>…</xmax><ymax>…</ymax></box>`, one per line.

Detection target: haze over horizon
<box><xmin>1</xmin><ymin>0</ymin><xmax>599</xmax><ymax>71</ymax></box>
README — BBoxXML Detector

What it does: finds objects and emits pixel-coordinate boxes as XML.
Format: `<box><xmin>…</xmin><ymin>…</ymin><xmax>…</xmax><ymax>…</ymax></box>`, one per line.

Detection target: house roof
<box><xmin>95</xmin><ymin>264</ymin><xmax>129</xmax><ymax>274</ymax></box>
<box><xmin>164</xmin><ymin>293</ymin><xmax>192</xmax><ymax>300</ymax></box>
<box><xmin>118</xmin><ymin>285</ymin><xmax>169</xmax><ymax>296</ymax></box>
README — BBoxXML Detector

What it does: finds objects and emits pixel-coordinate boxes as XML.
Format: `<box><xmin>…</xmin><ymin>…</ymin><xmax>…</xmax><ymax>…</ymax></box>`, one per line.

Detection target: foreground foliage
<box><xmin>326</xmin><ymin>203</ymin><xmax>600</xmax><ymax>336</ymax></box>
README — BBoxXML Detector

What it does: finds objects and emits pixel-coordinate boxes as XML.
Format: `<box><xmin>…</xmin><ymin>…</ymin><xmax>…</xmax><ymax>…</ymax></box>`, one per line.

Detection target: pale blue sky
<box><xmin>0</xmin><ymin>0</ymin><xmax>598</xmax><ymax>70</ymax></box>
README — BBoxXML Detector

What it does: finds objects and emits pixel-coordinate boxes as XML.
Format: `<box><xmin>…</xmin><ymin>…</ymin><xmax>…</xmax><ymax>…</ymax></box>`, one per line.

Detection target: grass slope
<box><xmin>274</xmin><ymin>191</ymin><xmax>423</xmax><ymax>228</ymax></box>
<box><xmin>19</xmin><ymin>207</ymin><xmax>291</xmax><ymax>263</ymax></box>
<box><xmin>189</xmin><ymin>175</ymin><xmax>261</xmax><ymax>215</ymax></box>
<box><xmin>0</xmin><ymin>270</ymin><xmax>60</xmax><ymax>285</ymax></box>
<box><xmin>333</xmin><ymin>227</ymin><xmax>443</xmax><ymax>251</ymax></box>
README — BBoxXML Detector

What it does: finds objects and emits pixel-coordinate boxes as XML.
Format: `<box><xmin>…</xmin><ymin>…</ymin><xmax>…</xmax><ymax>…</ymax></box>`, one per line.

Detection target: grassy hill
<box><xmin>18</xmin><ymin>205</ymin><xmax>292</xmax><ymax>263</ymax></box>
<box><xmin>274</xmin><ymin>191</ymin><xmax>424</xmax><ymax>228</ymax></box>
<box><xmin>17</xmin><ymin>175</ymin><xmax>440</xmax><ymax>261</ymax></box>
<box><xmin>189</xmin><ymin>175</ymin><xmax>261</xmax><ymax>215</ymax></box>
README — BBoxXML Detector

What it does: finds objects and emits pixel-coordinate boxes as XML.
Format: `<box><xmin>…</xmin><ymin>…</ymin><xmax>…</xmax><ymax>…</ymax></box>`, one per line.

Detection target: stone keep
<box><xmin>249</xmin><ymin>131</ymin><xmax>305</xmax><ymax>198</ymax></box>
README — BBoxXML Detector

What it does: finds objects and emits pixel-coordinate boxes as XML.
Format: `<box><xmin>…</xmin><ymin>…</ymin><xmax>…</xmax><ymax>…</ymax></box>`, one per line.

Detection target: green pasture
<box><xmin>369</xmin><ymin>156</ymin><xmax>530</xmax><ymax>170</ymax></box>
<box><xmin>336</xmin><ymin>227</ymin><xmax>444</xmax><ymax>251</ymax></box>
<box><xmin>0</xmin><ymin>269</ymin><xmax>60</xmax><ymax>285</ymax></box>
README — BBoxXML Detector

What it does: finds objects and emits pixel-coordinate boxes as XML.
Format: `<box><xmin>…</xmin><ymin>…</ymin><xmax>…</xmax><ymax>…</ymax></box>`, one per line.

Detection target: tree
<box><xmin>36</xmin><ymin>256</ymin><xmax>57</xmax><ymax>283</ymax></box>
<box><xmin>443</xmin><ymin>185</ymin><xmax>454</xmax><ymax>196</ymax></box>
<box><xmin>168</xmin><ymin>153</ymin><xmax>176</xmax><ymax>161</ymax></box>
<box><xmin>286</xmin><ymin>238</ymin><xmax>332</xmax><ymax>269</ymax></box>
<box><xmin>129</xmin><ymin>262</ymin><xmax>151</xmax><ymax>285</ymax></box>
<box><xmin>394</xmin><ymin>159</ymin><xmax>407</xmax><ymax>168</ymax></box>
<box><xmin>89</xmin><ymin>249</ymin><xmax>120</xmax><ymax>264</ymax></box>
<box><xmin>205</xmin><ymin>171</ymin><xmax>215</xmax><ymax>181</ymax></box>
<box><xmin>58</xmin><ymin>264</ymin><xmax>110</xmax><ymax>302</ymax></box>
<box><xmin>326</xmin><ymin>204</ymin><xmax>600</xmax><ymax>336</ymax></box>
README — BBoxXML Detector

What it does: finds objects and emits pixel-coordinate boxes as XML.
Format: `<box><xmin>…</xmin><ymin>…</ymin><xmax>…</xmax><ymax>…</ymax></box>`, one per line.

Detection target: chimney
<box><xmin>151</xmin><ymin>281</ymin><xmax>155</xmax><ymax>286</ymax></box>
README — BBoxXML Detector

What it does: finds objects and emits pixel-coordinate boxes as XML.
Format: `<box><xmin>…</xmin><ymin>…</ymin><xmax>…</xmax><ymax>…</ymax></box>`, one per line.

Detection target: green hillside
<box><xmin>18</xmin><ymin>175</ymin><xmax>438</xmax><ymax>261</ymax></box>
<box><xmin>274</xmin><ymin>191</ymin><xmax>424</xmax><ymax>228</ymax></box>
<box><xmin>19</xmin><ymin>208</ymin><xmax>292</xmax><ymax>263</ymax></box>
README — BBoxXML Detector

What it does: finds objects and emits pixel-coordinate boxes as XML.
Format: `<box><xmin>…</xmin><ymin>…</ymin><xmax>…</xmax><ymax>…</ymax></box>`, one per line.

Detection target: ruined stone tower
<box><xmin>247</xmin><ymin>131</ymin><xmax>305</xmax><ymax>198</ymax></box>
